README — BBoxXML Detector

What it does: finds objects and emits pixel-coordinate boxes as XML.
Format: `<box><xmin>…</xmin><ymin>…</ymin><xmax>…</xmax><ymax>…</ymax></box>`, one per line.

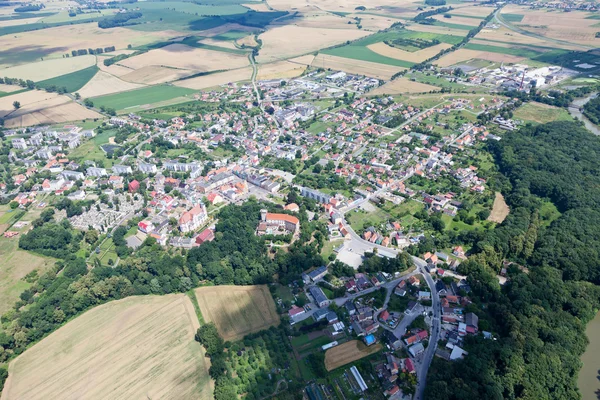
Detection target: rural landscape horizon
<box><xmin>0</xmin><ymin>0</ymin><xmax>599</xmax><ymax>399</ymax></box>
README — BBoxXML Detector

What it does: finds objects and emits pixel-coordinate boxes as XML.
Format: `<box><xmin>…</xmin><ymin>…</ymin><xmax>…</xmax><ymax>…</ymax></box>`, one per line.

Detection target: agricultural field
<box><xmin>90</xmin><ymin>85</ymin><xmax>197</xmax><ymax>112</ymax></box>
<box><xmin>257</xmin><ymin>25</ymin><xmax>370</xmax><ymax>63</ymax></box>
<box><xmin>36</xmin><ymin>65</ymin><xmax>99</xmax><ymax>93</ymax></box>
<box><xmin>257</xmin><ymin>59</ymin><xmax>310</xmax><ymax>80</ymax></box>
<box><xmin>367</xmin><ymin>42</ymin><xmax>452</xmax><ymax>63</ymax></box>
<box><xmin>435</xmin><ymin>48</ymin><xmax>526</xmax><ymax>67</ymax></box>
<box><xmin>0</xmin><ymin>55</ymin><xmax>96</xmax><ymax>81</ymax></box>
<box><xmin>369</xmin><ymin>77</ymin><xmax>440</xmax><ymax>95</ymax></box>
<box><xmin>312</xmin><ymin>54</ymin><xmax>405</xmax><ymax>80</ymax></box>
<box><xmin>194</xmin><ymin>285</ymin><xmax>279</xmax><ymax>341</ymax></box>
<box><xmin>1</xmin><ymin>294</ymin><xmax>212</xmax><ymax>400</ymax></box>
<box><xmin>175</xmin><ymin>67</ymin><xmax>253</xmax><ymax>89</ymax></box>
<box><xmin>120</xmin><ymin>66</ymin><xmax>192</xmax><ymax>85</ymax></box>
<box><xmin>324</xmin><ymin>340</ymin><xmax>382</xmax><ymax>371</ymax></box>
<box><xmin>77</xmin><ymin>71</ymin><xmax>146</xmax><ymax>98</ymax></box>
<box><xmin>488</xmin><ymin>192</ymin><xmax>510</xmax><ymax>224</ymax></box>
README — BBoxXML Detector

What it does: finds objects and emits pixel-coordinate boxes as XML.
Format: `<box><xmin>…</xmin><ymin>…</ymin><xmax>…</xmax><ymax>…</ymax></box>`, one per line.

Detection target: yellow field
<box><xmin>452</xmin><ymin>5</ymin><xmax>494</xmax><ymax>18</ymax></box>
<box><xmin>257</xmin><ymin>60</ymin><xmax>309</xmax><ymax>80</ymax></box>
<box><xmin>198</xmin><ymin>38</ymin><xmax>239</xmax><ymax>50</ymax></box>
<box><xmin>119</xmin><ymin>43</ymin><xmax>249</xmax><ymax>72</ymax></box>
<box><xmin>368</xmin><ymin>78</ymin><xmax>440</xmax><ymax>95</ymax></box>
<box><xmin>121</xmin><ymin>65</ymin><xmax>193</xmax><ymax>85</ymax></box>
<box><xmin>1</xmin><ymin>294</ymin><xmax>212</xmax><ymax>400</ymax></box>
<box><xmin>433</xmin><ymin>15</ymin><xmax>481</xmax><ymax>26</ymax></box>
<box><xmin>270</xmin><ymin>12</ymin><xmax>354</xmax><ymax>29</ymax></box>
<box><xmin>324</xmin><ymin>340</ymin><xmax>382</xmax><ymax>371</ymax></box>
<box><xmin>488</xmin><ymin>192</ymin><xmax>509</xmax><ymax>224</ymax></box>
<box><xmin>242</xmin><ymin>2</ymin><xmax>271</xmax><ymax>11</ymax></box>
<box><xmin>174</xmin><ymin>67</ymin><xmax>253</xmax><ymax>89</ymax></box>
<box><xmin>77</xmin><ymin>71</ymin><xmax>145</xmax><ymax>98</ymax></box>
<box><xmin>257</xmin><ymin>25</ymin><xmax>370</xmax><ymax>63</ymax></box>
<box><xmin>0</xmin><ymin>55</ymin><xmax>96</xmax><ymax>81</ymax></box>
<box><xmin>312</xmin><ymin>53</ymin><xmax>404</xmax><ymax>80</ymax></box>
<box><xmin>405</xmin><ymin>22</ymin><xmax>467</xmax><ymax>37</ymax></box>
<box><xmin>195</xmin><ymin>285</ymin><xmax>279</xmax><ymax>341</ymax></box>
<box><xmin>0</xmin><ymin>236</ymin><xmax>56</xmax><ymax>316</ymax></box>
<box><xmin>0</xmin><ymin>17</ymin><xmax>42</xmax><ymax>27</ymax></box>
<box><xmin>514</xmin><ymin>9</ymin><xmax>600</xmax><ymax>47</ymax></box>
<box><xmin>268</xmin><ymin>0</ymin><xmax>414</xmax><ymax>13</ymax></box>
<box><xmin>435</xmin><ymin>48</ymin><xmax>525</xmax><ymax>67</ymax></box>
<box><xmin>0</xmin><ymin>84</ymin><xmax>23</xmax><ymax>93</ymax></box>
<box><xmin>237</xmin><ymin>34</ymin><xmax>258</xmax><ymax>48</ymax></box>
<box><xmin>0</xmin><ymin>90</ymin><xmax>62</xmax><ymax>118</ymax></box>
<box><xmin>4</xmin><ymin>101</ymin><xmax>103</xmax><ymax>128</ymax></box>
<box><xmin>0</xmin><ymin>23</ymin><xmax>179</xmax><ymax>66</ymax></box>
<box><xmin>348</xmin><ymin>14</ymin><xmax>397</xmax><ymax>31</ymax></box>
<box><xmin>367</xmin><ymin>42</ymin><xmax>452</xmax><ymax>63</ymax></box>
<box><xmin>475</xmin><ymin>26</ymin><xmax>585</xmax><ymax>51</ymax></box>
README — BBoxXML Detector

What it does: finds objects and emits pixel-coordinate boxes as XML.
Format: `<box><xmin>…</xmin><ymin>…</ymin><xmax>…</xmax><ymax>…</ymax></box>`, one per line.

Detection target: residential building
<box><xmin>308</xmin><ymin>285</ymin><xmax>329</xmax><ymax>308</ymax></box>
<box><xmin>179</xmin><ymin>204</ymin><xmax>208</xmax><ymax>233</ymax></box>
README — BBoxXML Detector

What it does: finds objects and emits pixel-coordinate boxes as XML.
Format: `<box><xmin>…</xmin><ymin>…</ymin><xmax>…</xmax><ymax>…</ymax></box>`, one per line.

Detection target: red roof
<box><xmin>288</xmin><ymin>305</ymin><xmax>305</xmax><ymax>317</ymax></box>
<box><xmin>196</xmin><ymin>228</ymin><xmax>215</xmax><ymax>244</ymax></box>
<box><xmin>380</xmin><ymin>310</ymin><xmax>390</xmax><ymax>321</ymax></box>
<box><xmin>266</xmin><ymin>212</ymin><xmax>299</xmax><ymax>225</ymax></box>
<box><xmin>405</xmin><ymin>358</ymin><xmax>415</xmax><ymax>373</ymax></box>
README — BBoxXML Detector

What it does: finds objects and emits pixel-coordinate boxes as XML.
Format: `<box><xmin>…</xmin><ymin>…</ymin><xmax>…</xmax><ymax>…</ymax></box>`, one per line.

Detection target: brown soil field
<box><xmin>195</xmin><ymin>285</ymin><xmax>279</xmax><ymax>341</ymax></box>
<box><xmin>4</xmin><ymin>101</ymin><xmax>103</xmax><ymax>128</ymax></box>
<box><xmin>77</xmin><ymin>71</ymin><xmax>146</xmax><ymax>98</ymax></box>
<box><xmin>0</xmin><ymin>237</ymin><xmax>56</xmax><ymax>316</ymax></box>
<box><xmin>174</xmin><ymin>67</ymin><xmax>253</xmax><ymax>89</ymax></box>
<box><xmin>257</xmin><ymin>60</ymin><xmax>308</xmax><ymax>80</ymax></box>
<box><xmin>237</xmin><ymin>34</ymin><xmax>258</xmax><ymax>48</ymax></box>
<box><xmin>0</xmin><ymin>23</ymin><xmax>180</xmax><ymax>67</ymax></box>
<box><xmin>0</xmin><ymin>84</ymin><xmax>24</xmax><ymax>93</ymax></box>
<box><xmin>324</xmin><ymin>340</ymin><xmax>382</xmax><ymax>371</ymax></box>
<box><xmin>435</xmin><ymin>48</ymin><xmax>525</xmax><ymax>67</ymax></box>
<box><xmin>0</xmin><ymin>55</ymin><xmax>96</xmax><ymax>81</ymax></box>
<box><xmin>1</xmin><ymin>294</ymin><xmax>212</xmax><ymax>400</ymax></box>
<box><xmin>121</xmin><ymin>65</ymin><xmax>194</xmax><ymax>85</ymax></box>
<box><xmin>367</xmin><ymin>42</ymin><xmax>452</xmax><ymax>63</ymax></box>
<box><xmin>368</xmin><ymin>77</ymin><xmax>440</xmax><ymax>95</ymax></box>
<box><xmin>257</xmin><ymin>25</ymin><xmax>369</xmax><ymax>63</ymax></box>
<box><xmin>433</xmin><ymin>14</ymin><xmax>482</xmax><ymax>26</ymax></box>
<box><xmin>270</xmin><ymin>12</ymin><xmax>354</xmax><ymax>29</ymax></box>
<box><xmin>488</xmin><ymin>192</ymin><xmax>509</xmax><ymax>224</ymax></box>
<box><xmin>312</xmin><ymin>53</ymin><xmax>404</xmax><ymax>80</ymax></box>
<box><xmin>119</xmin><ymin>44</ymin><xmax>249</xmax><ymax>72</ymax></box>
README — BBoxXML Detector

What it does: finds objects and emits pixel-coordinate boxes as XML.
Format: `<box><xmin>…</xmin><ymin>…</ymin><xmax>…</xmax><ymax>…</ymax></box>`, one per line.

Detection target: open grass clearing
<box><xmin>513</xmin><ymin>101</ymin><xmax>574</xmax><ymax>124</ymax></box>
<box><xmin>1</xmin><ymin>294</ymin><xmax>212</xmax><ymax>400</ymax></box>
<box><xmin>324</xmin><ymin>340</ymin><xmax>382</xmax><ymax>371</ymax></box>
<box><xmin>488</xmin><ymin>192</ymin><xmax>509</xmax><ymax>224</ymax></box>
<box><xmin>194</xmin><ymin>285</ymin><xmax>279</xmax><ymax>341</ymax></box>
<box><xmin>90</xmin><ymin>85</ymin><xmax>196</xmax><ymax>111</ymax></box>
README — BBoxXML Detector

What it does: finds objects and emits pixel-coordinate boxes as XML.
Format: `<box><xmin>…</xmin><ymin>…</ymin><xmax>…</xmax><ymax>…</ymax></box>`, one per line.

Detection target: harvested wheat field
<box><xmin>77</xmin><ymin>71</ymin><xmax>146</xmax><ymax>98</ymax></box>
<box><xmin>324</xmin><ymin>340</ymin><xmax>382</xmax><ymax>371</ymax></box>
<box><xmin>195</xmin><ymin>285</ymin><xmax>279</xmax><ymax>341</ymax></box>
<box><xmin>452</xmin><ymin>5</ymin><xmax>494</xmax><ymax>18</ymax></box>
<box><xmin>433</xmin><ymin>14</ymin><xmax>482</xmax><ymax>26</ymax></box>
<box><xmin>242</xmin><ymin>2</ymin><xmax>271</xmax><ymax>11</ymax></box>
<box><xmin>0</xmin><ymin>17</ymin><xmax>42</xmax><ymax>27</ymax></box>
<box><xmin>257</xmin><ymin>25</ymin><xmax>369</xmax><ymax>63</ymax></box>
<box><xmin>0</xmin><ymin>84</ymin><xmax>24</xmax><ymax>93</ymax></box>
<box><xmin>288</xmin><ymin>54</ymin><xmax>316</xmax><ymax>66</ymax></box>
<box><xmin>4</xmin><ymin>101</ymin><xmax>103</xmax><ymax>128</ymax></box>
<box><xmin>97</xmin><ymin>58</ymin><xmax>134</xmax><ymax>77</ymax></box>
<box><xmin>0</xmin><ymin>91</ymin><xmax>62</xmax><ymax>118</ymax></box>
<box><xmin>198</xmin><ymin>38</ymin><xmax>239</xmax><ymax>50</ymax></box>
<box><xmin>175</xmin><ymin>67</ymin><xmax>253</xmax><ymax>89</ymax></box>
<box><xmin>0</xmin><ymin>23</ymin><xmax>179</xmax><ymax>66</ymax></box>
<box><xmin>257</xmin><ymin>60</ymin><xmax>308</xmax><ymax>80</ymax></box>
<box><xmin>237</xmin><ymin>34</ymin><xmax>259</xmax><ymax>48</ymax></box>
<box><xmin>369</xmin><ymin>78</ymin><xmax>440</xmax><ymax>95</ymax></box>
<box><xmin>271</xmin><ymin>12</ymin><xmax>353</xmax><ymax>29</ymax></box>
<box><xmin>488</xmin><ymin>192</ymin><xmax>509</xmax><ymax>224</ymax></box>
<box><xmin>435</xmin><ymin>48</ymin><xmax>524</xmax><ymax>67</ymax></box>
<box><xmin>121</xmin><ymin>65</ymin><xmax>193</xmax><ymax>85</ymax></box>
<box><xmin>269</xmin><ymin>0</ymin><xmax>406</xmax><ymax>13</ymax></box>
<box><xmin>1</xmin><ymin>294</ymin><xmax>212</xmax><ymax>400</ymax></box>
<box><xmin>120</xmin><ymin>44</ymin><xmax>249</xmax><ymax>72</ymax></box>
<box><xmin>312</xmin><ymin>53</ymin><xmax>404</xmax><ymax>80</ymax></box>
<box><xmin>348</xmin><ymin>14</ymin><xmax>397</xmax><ymax>31</ymax></box>
<box><xmin>475</xmin><ymin>26</ymin><xmax>583</xmax><ymax>50</ymax></box>
<box><xmin>405</xmin><ymin>23</ymin><xmax>467</xmax><ymax>38</ymax></box>
<box><xmin>368</xmin><ymin>42</ymin><xmax>452</xmax><ymax>63</ymax></box>
<box><xmin>0</xmin><ymin>55</ymin><xmax>96</xmax><ymax>81</ymax></box>
<box><xmin>513</xmin><ymin>9</ymin><xmax>600</xmax><ymax>46</ymax></box>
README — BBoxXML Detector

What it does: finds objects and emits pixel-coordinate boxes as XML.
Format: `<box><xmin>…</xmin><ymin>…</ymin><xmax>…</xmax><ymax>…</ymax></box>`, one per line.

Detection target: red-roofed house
<box><xmin>128</xmin><ymin>180</ymin><xmax>140</xmax><ymax>193</ymax></box>
<box><xmin>179</xmin><ymin>204</ymin><xmax>208</xmax><ymax>233</ymax></box>
<box><xmin>195</xmin><ymin>228</ymin><xmax>215</xmax><ymax>244</ymax></box>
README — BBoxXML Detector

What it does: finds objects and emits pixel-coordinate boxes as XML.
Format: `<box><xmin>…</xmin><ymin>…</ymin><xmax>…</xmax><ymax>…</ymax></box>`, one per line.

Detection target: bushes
<box><xmin>98</xmin><ymin>11</ymin><xmax>142</xmax><ymax>29</ymax></box>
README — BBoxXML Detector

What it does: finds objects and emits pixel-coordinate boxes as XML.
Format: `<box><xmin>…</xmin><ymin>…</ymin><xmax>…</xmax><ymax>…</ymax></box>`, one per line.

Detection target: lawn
<box><xmin>37</xmin><ymin>65</ymin><xmax>99</xmax><ymax>93</ymax></box>
<box><xmin>513</xmin><ymin>102</ymin><xmax>574</xmax><ymax>124</ymax></box>
<box><xmin>91</xmin><ymin>85</ymin><xmax>197</xmax><ymax>111</ymax></box>
<box><xmin>381</xmin><ymin>199</ymin><xmax>425</xmax><ymax>219</ymax></box>
<box><xmin>68</xmin><ymin>129</ymin><xmax>117</xmax><ymax>166</ymax></box>
<box><xmin>346</xmin><ymin>207</ymin><xmax>390</xmax><ymax>233</ymax></box>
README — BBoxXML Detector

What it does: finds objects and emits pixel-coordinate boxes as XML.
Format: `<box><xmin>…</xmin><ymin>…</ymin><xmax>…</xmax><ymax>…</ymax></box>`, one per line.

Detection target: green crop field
<box><xmin>91</xmin><ymin>85</ymin><xmax>197</xmax><ymax>111</ymax></box>
<box><xmin>39</xmin><ymin>10</ymin><xmax>114</xmax><ymax>23</ymax></box>
<box><xmin>501</xmin><ymin>13</ymin><xmax>524</xmax><ymax>23</ymax></box>
<box><xmin>36</xmin><ymin>65</ymin><xmax>99</xmax><ymax>93</ymax></box>
<box><xmin>433</xmin><ymin>21</ymin><xmax>475</xmax><ymax>31</ymax></box>
<box><xmin>322</xmin><ymin>46</ymin><xmax>415</xmax><ymax>67</ymax></box>
<box><xmin>463</xmin><ymin>43</ymin><xmax>545</xmax><ymax>58</ymax></box>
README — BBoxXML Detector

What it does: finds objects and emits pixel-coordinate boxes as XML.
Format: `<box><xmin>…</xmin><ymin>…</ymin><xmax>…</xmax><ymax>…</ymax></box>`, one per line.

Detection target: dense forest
<box><xmin>425</xmin><ymin>121</ymin><xmax>600</xmax><ymax>399</ymax></box>
<box><xmin>583</xmin><ymin>95</ymin><xmax>600</xmax><ymax>125</ymax></box>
